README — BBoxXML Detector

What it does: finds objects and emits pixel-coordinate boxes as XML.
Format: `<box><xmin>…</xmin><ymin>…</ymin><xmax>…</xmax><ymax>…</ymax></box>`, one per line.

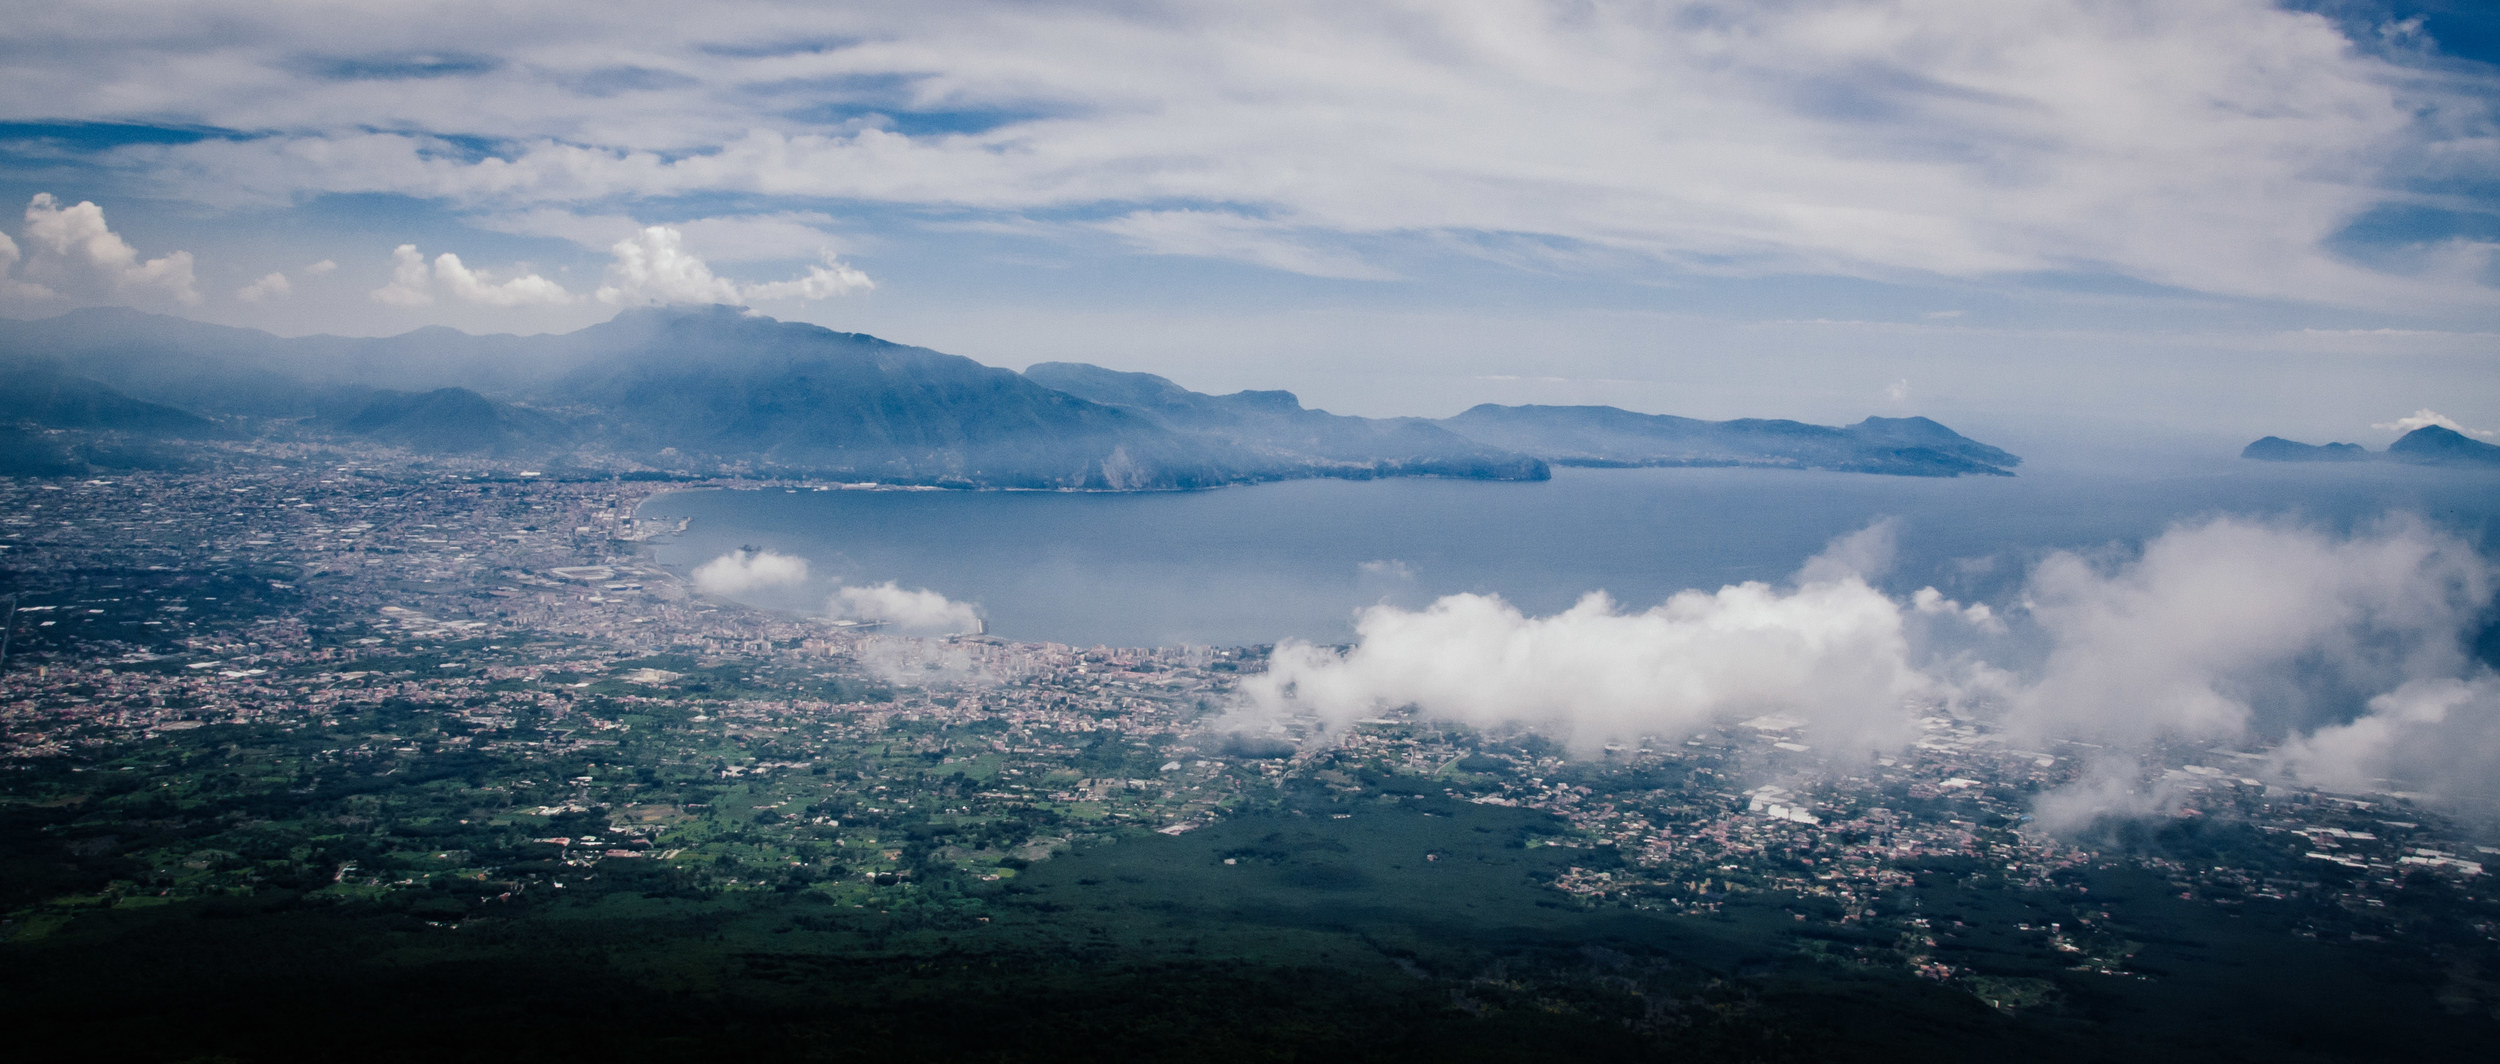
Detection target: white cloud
<box><xmin>595</xmin><ymin>226</ymin><xmax>743</xmax><ymax>306</ymax></box>
<box><xmin>741</xmin><ymin>256</ymin><xmax>874</xmax><ymax>301</ymax></box>
<box><xmin>303</xmin><ymin>258</ymin><xmax>338</xmax><ymax>276</ymax></box>
<box><xmin>0</xmin><ymin>232</ymin><xmax>53</xmax><ymax>300</ymax></box>
<box><xmin>1229</xmin><ymin>517</ymin><xmax>2500</xmax><ymax>819</ymax></box>
<box><xmin>431</xmin><ymin>251</ymin><xmax>574</xmax><ymax>306</ymax></box>
<box><xmin>371</xmin><ymin>244</ymin><xmax>435</xmax><ymax>306</ymax></box>
<box><xmin>370</xmin><ymin>243</ymin><xmax>574</xmax><ymax>307</ymax></box>
<box><xmin>691</xmin><ymin>548</ymin><xmax>810</xmax><ymax>595</ymax></box>
<box><xmin>2373</xmin><ymin>408</ymin><xmax>2496</xmax><ymax>440</ymax></box>
<box><xmin>235</xmin><ymin>271</ymin><xmax>290</xmax><ymax>301</ymax></box>
<box><xmin>2008</xmin><ymin>517</ymin><xmax>2493</xmax><ymax>749</ymax></box>
<box><xmin>6</xmin><ymin>193</ymin><xmax>198</xmax><ymax>305</ymax></box>
<box><xmin>60</xmin><ymin>1</ymin><xmax>2493</xmax><ymax>306</ymax></box>
<box><xmin>595</xmin><ymin>225</ymin><xmax>872</xmax><ymax>306</ymax></box>
<box><xmin>831</xmin><ymin>582</ymin><xmax>981</xmax><ymax>635</ymax></box>
<box><xmin>2276</xmin><ymin>675</ymin><xmax>2500</xmax><ymax>798</ymax></box>
<box><xmin>1233</xmin><ymin>530</ymin><xmax>1938</xmax><ymax>757</ymax></box>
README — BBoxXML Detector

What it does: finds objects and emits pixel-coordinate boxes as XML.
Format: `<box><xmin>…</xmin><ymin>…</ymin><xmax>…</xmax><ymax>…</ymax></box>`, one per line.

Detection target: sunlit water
<box><xmin>638</xmin><ymin>460</ymin><xmax>2500</xmax><ymax>648</ymax></box>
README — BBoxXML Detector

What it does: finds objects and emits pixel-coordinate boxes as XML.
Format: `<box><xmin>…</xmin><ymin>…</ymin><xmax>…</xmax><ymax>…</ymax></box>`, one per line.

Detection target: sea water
<box><xmin>638</xmin><ymin>459</ymin><xmax>2500</xmax><ymax>648</ymax></box>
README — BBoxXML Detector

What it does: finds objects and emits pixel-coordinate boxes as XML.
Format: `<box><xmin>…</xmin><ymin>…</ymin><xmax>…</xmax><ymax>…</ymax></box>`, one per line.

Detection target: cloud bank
<box><xmin>1232</xmin><ymin>516</ymin><xmax>2500</xmax><ymax>817</ymax></box>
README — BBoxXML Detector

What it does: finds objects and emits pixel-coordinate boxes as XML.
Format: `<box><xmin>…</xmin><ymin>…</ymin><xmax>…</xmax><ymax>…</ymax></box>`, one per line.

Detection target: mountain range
<box><xmin>2242</xmin><ymin>427</ymin><xmax>2500</xmax><ymax>468</ymax></box>
<box><xmin>0</xmin><ymin>305</ymin><xmax>2020</xmax><ymax>486</ymax></box>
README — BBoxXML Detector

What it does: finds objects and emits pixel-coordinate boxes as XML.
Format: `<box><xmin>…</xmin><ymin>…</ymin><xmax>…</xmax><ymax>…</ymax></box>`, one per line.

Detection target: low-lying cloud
<box><xmin>1231</xmin><ymin>516</ymin><xmax>2500</xmax><ymax>820</ymax></box>
<box><xmin>832</xmin><ymin>582</ymin><xmax>982</xmax><ymax>636</ymax></box>
<box><xmin>691</xmin><ymin>548</ymin><xmax>810</xmax><ymax>595</ymax></box>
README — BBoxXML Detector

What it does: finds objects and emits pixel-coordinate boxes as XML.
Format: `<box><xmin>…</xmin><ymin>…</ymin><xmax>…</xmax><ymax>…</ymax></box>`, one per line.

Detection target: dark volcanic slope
<box><xmin>1439</xmin><ymin>404</ymin><xmax>2020</xmax><ymax>477</ymax></box>
<box><xmin>327</xmin><ymin>387</ymin><xmax>574</xmax><ymax>457</ymax></box>
<box><xmin>546</xmin><ymin>308</ymin><xmax>1241</xmax><ymax>488</ymax></box>
<box><xmin>0</xmin><ymin>359</ymin><xmax>224</xmax><ymax>437</ymax></box>
<box><xmin>1025</xmin><ymin>361</ymin><xmax>1549</xmax><ymax>481</ymax></box>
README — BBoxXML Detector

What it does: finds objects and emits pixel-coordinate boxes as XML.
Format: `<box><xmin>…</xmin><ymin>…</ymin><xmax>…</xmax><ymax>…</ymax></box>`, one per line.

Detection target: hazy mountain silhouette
<box><xmin>0</xmin><ymin>307</ymin><xmax>2023</xmax><ymax>486</ymax></box>
<box><xmin>1025</xmin><ymin>362</ymin><xmax>1548</xmax><ymax>481</ymax></box>
<box><xmin>1438</xmin><ymin>405</ymin><xmax>2021</xmax><ymax>477</ymax></box>
<box><xmin>2242</xmin><ymin>426</ymin><xmax>2500</xmax><ymax>468</ymax></box>
<box><xmin>325</xmin><ymin>387</ymin><xmax>574</xmax><ymax>457</ymax></box>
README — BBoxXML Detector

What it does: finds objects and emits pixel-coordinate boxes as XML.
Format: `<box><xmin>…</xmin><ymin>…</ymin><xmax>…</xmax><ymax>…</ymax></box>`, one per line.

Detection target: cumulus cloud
<box><xmin>594</xmin><ymin>226</ymin><xmax>741</xmax><ymax>306</ymax></box>
<box><xmin>1231</xmin><ymin>517</ymin><xmax>2500</xmax><ymax>819</ymax></box>
<box><xmin>371</xmin><ymin>244</ymin><xmax>434</xmax><ymax>306</ymax></box>
<box><xmin>303</xmin><ymin>258</ymin><xmax>337</xmax><ymax>276</ymax></box>
<box><xmin>831</xmin><ymin>582</ymin><xmax>982</xmax><ymax>635</ymax></box>
<box><xmin>741</xmin><ymin>257</ymin><xmax>875</xmax><ymax>301</ymax></box>
<box><xmin>2373</xmin><ymin>408</ymin><xmax>2496</xmax><ymax>440</ymax></box>
<box><xmin>595</xmin><ymin>225</ymin><xmax>871</xmax><ymax>306</ymax></box>
<box><xmin>2008</xmin><ymin>518</ymin><xmax>2493</xmax><ymax>748</ymax></box>
<box><xmin>370</xmin><ymin>243</ymin><xmax>574</xmax><ymax>307</ymax></box>
<box><xmin>0</xmin><ymin>232</ymin><xmax>49</xmax><ymax>300</ymax></box>
<box><xmin>690</xmin><ymin>548</ymin><xmax>810</xmax><ymax>595</ymax></box>
<box><xmin>432</xmin><ymin>251</ymin><xmax>573</xmax><ymax>306</ymax></box>
<box><xmin>235</xmin><ymin>271</ymin><xmax>290</xmax><ymax>302</ymax></box>
<box><xmin>1</xmin><ymin>194</ymin><xmax>198</xmax><ymax>305</ymax></box>
<box><xmin>1234</xmin><ymin>530</ymin><xmax>1941</xmax><ymax>757</ymax></box>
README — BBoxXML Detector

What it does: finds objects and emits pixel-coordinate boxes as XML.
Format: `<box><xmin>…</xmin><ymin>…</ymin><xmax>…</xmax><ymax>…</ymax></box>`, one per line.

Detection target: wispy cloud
<box><xmin>16</xmin><ymin>1</ymin><xmax>2491</xmax><ymax>303</ymax></box>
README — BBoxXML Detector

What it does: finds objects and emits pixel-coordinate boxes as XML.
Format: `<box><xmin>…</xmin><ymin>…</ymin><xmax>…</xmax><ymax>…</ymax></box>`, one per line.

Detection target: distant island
<box><xmin>2243</xmin><ymin>426</ymin><xmax>2500</xmax><ymax>468</ymax></box>
<box><xmin>1</xmin><ymin>306</ymin><xmax>2018</xmax><ymax>486</ymax></box>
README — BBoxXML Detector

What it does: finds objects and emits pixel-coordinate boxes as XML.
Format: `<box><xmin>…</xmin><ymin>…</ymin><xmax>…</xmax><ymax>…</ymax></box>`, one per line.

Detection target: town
<box><xmin>4</xmin><ymin>438</ymin><xmax>2498</xmax><ymax>1035</ymax></box>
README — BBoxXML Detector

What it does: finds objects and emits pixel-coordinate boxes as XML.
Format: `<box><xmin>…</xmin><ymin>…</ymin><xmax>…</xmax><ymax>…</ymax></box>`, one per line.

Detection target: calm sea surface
<box><xmin>638</xmin><ymin>460</ymin><xmax>2500</xmax><ymax>648</ymax></box>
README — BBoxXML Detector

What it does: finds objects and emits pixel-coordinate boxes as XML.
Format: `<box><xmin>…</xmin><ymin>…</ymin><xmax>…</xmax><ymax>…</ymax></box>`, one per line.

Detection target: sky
<box><xmin>1</xmin><ymin>0</ymin><xmax>2497</xmax><ymax>453</ymax></box>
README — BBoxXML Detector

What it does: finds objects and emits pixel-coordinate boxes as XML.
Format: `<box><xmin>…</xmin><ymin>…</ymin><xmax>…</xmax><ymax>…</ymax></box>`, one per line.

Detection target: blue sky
<box><xmin>1</xmin><ymin>0</ymin><xmax>2496</xmax><ymax>452</ymax></box>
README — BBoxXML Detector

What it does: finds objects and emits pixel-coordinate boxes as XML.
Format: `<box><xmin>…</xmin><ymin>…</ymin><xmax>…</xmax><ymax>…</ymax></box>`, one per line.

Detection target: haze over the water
<box><xmin>2</xmin><ymin>1</ymin><xmax>2497</xmax><ymax>451</ymax></box>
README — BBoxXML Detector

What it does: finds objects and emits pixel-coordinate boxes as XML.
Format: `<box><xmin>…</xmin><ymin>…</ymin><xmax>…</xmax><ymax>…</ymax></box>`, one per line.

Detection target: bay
<box><xmin>638</xmin><ymin>460</ymin><xmax>2500</xmax><ymax>648</ymax></box>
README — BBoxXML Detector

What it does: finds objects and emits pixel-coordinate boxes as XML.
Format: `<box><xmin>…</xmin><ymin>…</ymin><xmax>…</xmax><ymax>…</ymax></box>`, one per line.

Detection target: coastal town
<box><xmin>3</xmin><ymin>440</ymin><xmax>2497</xmax><ymax>1019</ymax></box>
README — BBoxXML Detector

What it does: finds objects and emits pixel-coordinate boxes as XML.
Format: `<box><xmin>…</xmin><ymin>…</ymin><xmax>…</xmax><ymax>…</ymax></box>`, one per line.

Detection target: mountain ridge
<box><xmin>2242</xmin><ymin>426</ymin><xmax>2500</xmax><ymax>468</ymax></box>
<box><xmin>1</xmin><ymin>307</ymin><xmax>2019</xmax><ymax>487</ymax></box>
